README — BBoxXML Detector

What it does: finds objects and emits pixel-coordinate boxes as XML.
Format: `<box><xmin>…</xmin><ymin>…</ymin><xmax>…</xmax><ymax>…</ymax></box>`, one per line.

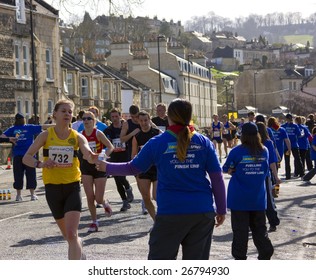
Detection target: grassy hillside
<box><xmin>283</xmin><ymin>35</ymin><xmax>313</xmax><ymax>46</ymax></box>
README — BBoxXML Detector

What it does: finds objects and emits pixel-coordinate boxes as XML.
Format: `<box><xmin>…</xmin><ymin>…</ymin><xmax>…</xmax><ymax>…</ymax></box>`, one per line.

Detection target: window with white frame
<box><xmin>67</xmin><ymin>73</ymin><xmax>73</xmax><ymax>95</ymax></box>
<box><xmin>103</xmin><ymin>82</ymin><xmax>109</xmax><ymax>100</ymax></box>
<box><xmin>15</xmin><ymin>44</ymin><xmax>20</xmax><ymax>76</ymax></box>
<box><xmin>113</xmin><ymin>83</ymin><xmax>118</xmax><ymax>101</ymax></box>
<box><xmin>93</xmin><ymin>79</ymin><xmax>98</xmax><ymax>99</ymax></box>
<box><xmin>16</xmin><ymin>0</ymin><xmax>26</xmax><ymax>24</ymax></box>
<box><xmin>48</xmin><ymin>100</ymin><xmax>53</xmax><ymax>115</ymax></box>
<box><xmin>46</xmin><ymin>49</ymin><xmax>53</xmax><ymax>80</ymax></box>
<box><xmin>16</xmin><ymin>99</ymin><xmax>22</xmax><ymax>113</ymax></box>
<box><xmin>22</xmin><ymin>45</ymin><xmax>29</xmax><ymax>77</ymax></box>
<box><xmin>142</xmin><ymin>91</ymin><xmax>149</xmax><ymax>108</ymax></box>
<box><xmin>81</xmin><ymin>77</ymin><xmax>88</xmax><ymax>97</ymax></box>
<box><xmin>14</xmin><ymin>42</ymin><xmax>30</xmax><ymax>78</ymax></box>
<box><xmin>25</xmin><ymin>100</ymin><xmax>30</xmax><ymax>116</ymax></box>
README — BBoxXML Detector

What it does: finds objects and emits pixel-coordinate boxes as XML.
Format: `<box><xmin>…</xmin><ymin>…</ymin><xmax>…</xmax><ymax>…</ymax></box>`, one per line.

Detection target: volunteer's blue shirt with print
<box><xmin>4</xmin><ymin>125</ymin><xmax>42</xmax><ymax>156</ymax></box>
<box><xmin>297</xmin><ymin>124</ymin><xmax>311</xmax><ymax>150</ymax></box>
<box><xmin>281</xmin><ymin>122</ymin><xmax>301</xmax><ymax>149</ymax></box>
<box><xmin>131</xmin><ymin>131</ymin><xmax>223</xmax><ymax>215</ymax></box>
<box><xmin>223</xmin><ymin>145</ymin><xmax>269</xmax><ymax>211</ymax></box>
<box><xmin>270</xmin><ymin>127</ymin><xmax>289</xmax><ymax>158</ymax></box>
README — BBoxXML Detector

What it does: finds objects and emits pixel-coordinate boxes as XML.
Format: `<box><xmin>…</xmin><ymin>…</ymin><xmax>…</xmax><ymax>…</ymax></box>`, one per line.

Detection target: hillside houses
<box><xmin>1</xmin><ymin>1</ymin><xmax>315</xmax><ymax>132</ymax></box>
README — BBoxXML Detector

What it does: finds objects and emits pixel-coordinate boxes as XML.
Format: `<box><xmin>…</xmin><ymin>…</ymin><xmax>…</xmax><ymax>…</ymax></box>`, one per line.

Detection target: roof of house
<box><xmin>94</xmin><ymin>64</ymin><xmax>151</xmax><ymax>91</ymax></box>
<box><xmin>61</xmin><ymin>51</ymin><xmax>99</xmax><ymax>74</ymax></box>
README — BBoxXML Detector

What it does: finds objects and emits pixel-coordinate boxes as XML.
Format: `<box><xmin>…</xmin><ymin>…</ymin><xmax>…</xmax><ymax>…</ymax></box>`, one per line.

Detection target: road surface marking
<box><xmin>0</xmin><ymin>212</ymin><xmax>33</xmax><ymax>222</ymax></box>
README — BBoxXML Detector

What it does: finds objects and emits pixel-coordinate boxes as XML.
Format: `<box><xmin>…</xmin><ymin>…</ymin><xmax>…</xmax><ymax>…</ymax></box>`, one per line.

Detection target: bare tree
<box><xmin>52</xmin><ymin>0</ymin><xmax>144</xmax><ymax>19</ymax></box>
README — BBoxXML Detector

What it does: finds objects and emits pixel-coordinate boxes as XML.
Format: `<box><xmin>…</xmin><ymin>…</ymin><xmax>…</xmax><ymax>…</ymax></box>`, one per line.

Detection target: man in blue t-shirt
<box><xmin>281</xmin><ymin>114</ymin><xmax>304</xmax><ymax>179</ymax></box>
<box><xmin>4</xmin><ymin>113</ymin><xmax>51</xmax><ymax>201</ymax></box>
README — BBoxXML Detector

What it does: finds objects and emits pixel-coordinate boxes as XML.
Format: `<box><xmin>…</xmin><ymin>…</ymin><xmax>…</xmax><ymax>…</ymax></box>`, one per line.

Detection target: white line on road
<box><xmin>0</xmin><ymin>212</ymin><xmax>33</xmax><ymax>223</ymax></box>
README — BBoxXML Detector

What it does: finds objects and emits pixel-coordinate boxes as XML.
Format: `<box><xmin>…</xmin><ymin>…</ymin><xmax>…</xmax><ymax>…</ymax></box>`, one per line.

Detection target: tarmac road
<box><xmin>0</xmin><ymin>155</ymin><xmax>315</xmax><ymax>261</ymax></box>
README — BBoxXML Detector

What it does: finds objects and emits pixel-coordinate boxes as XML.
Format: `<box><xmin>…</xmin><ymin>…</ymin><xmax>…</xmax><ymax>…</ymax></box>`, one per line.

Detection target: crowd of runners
<box><xmin>1</xmin><ymin>98</ymin><xmax>315</xmax><ymax>260</ymax></box>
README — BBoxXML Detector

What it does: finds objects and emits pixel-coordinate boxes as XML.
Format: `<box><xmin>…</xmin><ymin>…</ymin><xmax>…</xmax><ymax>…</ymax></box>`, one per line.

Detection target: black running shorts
<box><xmin>45</xmin><ymin>181</ymin><xmax>81</xmax><ymax>219</ymax></box>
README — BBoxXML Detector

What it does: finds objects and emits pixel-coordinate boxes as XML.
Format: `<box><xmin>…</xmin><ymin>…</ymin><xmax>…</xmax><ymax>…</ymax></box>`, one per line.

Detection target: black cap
<box><xmin>242</xmin><ymin>122</ymin><xmax>258</xmax><ymax>136</ymax></box>
<box><xmin>15</xmin><ymin>113</ymin><xmax>24</xmax><ymax>120</ymax></box>
<box><xmin>285</xmin><ymin>113</ymin><xmax>293</xmax><ymax>119</ymax></box>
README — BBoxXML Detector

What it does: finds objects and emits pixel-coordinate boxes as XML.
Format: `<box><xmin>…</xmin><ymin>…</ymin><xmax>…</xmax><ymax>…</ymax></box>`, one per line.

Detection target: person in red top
<box><xmin>80</xmin><ymin>110</ymin><xmax>114</xmax><ymax>232</ymax></box>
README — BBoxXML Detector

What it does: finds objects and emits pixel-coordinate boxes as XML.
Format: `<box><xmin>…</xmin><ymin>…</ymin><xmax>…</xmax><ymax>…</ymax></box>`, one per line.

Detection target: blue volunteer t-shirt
<box><xmin>271</xmin><ymin>126</ymin><xmax>289</xmax><ymax>159</ymax></box>
<box><xmin>311</xmin><ymin>135</ymin><xmax>316</xmax><ymax>161</ymax></box>
<box><xmin>77</xmin><ymin>120</ymin><xmax>107</xmax><ymax>132</ymax></box>
<box><xmin>223</xmin><ymin>145</ymin><xmax>269</xmax><ymax>211</ymax></box>
<box><xmin>4</xmin><ymin>124</ymin><xmax>42</xmax><ymax>156</ymax></box>
<box><xmin>131</xmin><ymin>131</ymin><xmax>223</xmax><ymax>215</ymax></box>
<box><xmin>297</xmin><ymin>124</ymin><xmax>311</xmax><ymax>150</ymax></box>
<box><xmin>281</xmin><ymin>122</ymin><xmax>301</xmax><ymax>149</ymax></box>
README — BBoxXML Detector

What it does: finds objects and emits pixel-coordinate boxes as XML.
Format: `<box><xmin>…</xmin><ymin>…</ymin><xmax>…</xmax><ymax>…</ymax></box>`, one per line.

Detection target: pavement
<box><xmin>0</xmin><ymin>154</ymin><xmax>315</xmax><ymax>261</ymax></box>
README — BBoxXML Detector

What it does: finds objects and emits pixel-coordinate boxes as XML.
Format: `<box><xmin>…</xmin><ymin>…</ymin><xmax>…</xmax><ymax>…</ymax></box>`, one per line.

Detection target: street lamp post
<box><xmin>225</xmin><ymin>80</ymin><xmax>234</xmax><ymax>115</ymax></box>
<box><xmin>187</xmin><ymin>54</ymin><xmax>193</xmax><ymax>101</ymax></box>
<box><xmin>157</xmin><ymin>35</ymin><xmax>164</xmax><ymax>103</ymax></box>
<box><xmin>208</xmin><ymin>67</ymin><xmax>214</xmax><ymax>118</ymax></box>
<box><xmin>253</xmin><ymin>71</ymin><xmax>258</xmax><ymax>112</ymax></box>
<box><xmin>30</xmin><ymin>0</ymin><xmax>38</xmax><ymax>124</ymax></box>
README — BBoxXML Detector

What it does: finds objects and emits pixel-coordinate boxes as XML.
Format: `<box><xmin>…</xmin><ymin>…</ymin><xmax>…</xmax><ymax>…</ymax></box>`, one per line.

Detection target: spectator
<box><xmin>72</xmin><ymin>110</ymin><xmax>85</xmax><ymax>131</ymax></box>
<box><xmin>3</xmin><ymin>113</ymin><xmax>52</xmax><ymax>201</ymax></box>
<box><xmin>44</xmin><ymin>116</ymin><xmax>53</xmax><ymax>124</ymax></box>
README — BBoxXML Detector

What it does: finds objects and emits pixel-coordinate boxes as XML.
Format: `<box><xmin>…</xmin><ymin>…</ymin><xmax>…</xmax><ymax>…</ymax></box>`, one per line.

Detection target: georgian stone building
<box><xmin>0</xmin><ymin>0</ymin><xmax>61</xmax><ymax>128</ymax></box>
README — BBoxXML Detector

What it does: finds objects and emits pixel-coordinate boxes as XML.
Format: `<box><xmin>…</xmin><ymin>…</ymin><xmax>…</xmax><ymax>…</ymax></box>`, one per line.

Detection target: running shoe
<box><xmin>126</xmin><ymin>187</ymin><xmax>134</xmax><ymax>202</ymax></box>
<box><xmin>87</xmin><ymin>222</ymin><xmax>99</xmax><ymax>233</ymax></box>
<box><xmin>103</xmin><ymin>200</ymin><xmax>113</xmax><ymax>217</ymax></box>
<box><xmin>120</xmin><ymin>200</ymin><xmax>131</xmax><ymax>212</ymax></box>
<box><xmin>15</xmin><ymin>195</ymin><xmax>23</xmax><ymax>202</ymax></box>
<box><xmin>141</xmin><ymin>200</ymin><xmax>148</xmax><ymax>215</ymax></box>
<box><xmin>79</xmin><ymin>238</ymin><xmax>87</xmax><ymax>260</ymax></box>
<box><xmin>31</xmin><ymin>195</ymin><xmax>38</xmax><ymax>201</ymax></box>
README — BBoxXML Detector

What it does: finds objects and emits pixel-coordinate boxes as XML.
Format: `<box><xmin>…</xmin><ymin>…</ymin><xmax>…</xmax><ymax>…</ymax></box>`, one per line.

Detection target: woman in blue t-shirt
<box><xmin>92</xmin><ymin>98</ymin><xmax>226</xmax><ymax>260</ymax></box>
<box><xmin>223</xmin><ymin>122</ymin><xmax>274</xmax><ymax>260</ymax></box>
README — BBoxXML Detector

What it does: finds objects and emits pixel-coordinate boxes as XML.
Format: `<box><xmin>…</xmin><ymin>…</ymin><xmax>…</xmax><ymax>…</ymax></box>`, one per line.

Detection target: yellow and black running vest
<box><xmin>42</xmin><ymin>127</ymin><xmax>81</xmax><ymax>185</ymax></box>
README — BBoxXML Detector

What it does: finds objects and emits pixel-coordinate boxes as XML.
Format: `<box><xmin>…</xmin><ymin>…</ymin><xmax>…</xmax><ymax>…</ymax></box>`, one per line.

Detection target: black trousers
<box><xmin>298</xmin><ymin>149</ymin><xmax>307</xmax><ymax>175</ymax></box>
<box><xmin>231</xmin><ymin>210</ymin><xmax>274</xmax><ymax>260</ymax></box>
<box><xmin>284</xmin><ymin>148</ymin><xmax>304</xmax><ymax>179</ymax></box>
<box><xmin>265</xmin><ymin>177</ymin><xmax>280</xmax><ymax>227</ymax></box>
<box><xmin>113</xmin><ymin>176</ymin><xmax>131</xmax><ymax>201</ymax></box>
<box><xmin>148</xmin><ymin>212</ymin><xmax>216</xmax><ymax>260</ymax></box>
<box><xmin>302</xmin><ymin>160</ymin><xmax>316</xmax><ymax>181</ymax></box>
<box><xmin>305</xmin><ymin>148</ymin><xmax>313</xmax><ymax>171</ymax></box>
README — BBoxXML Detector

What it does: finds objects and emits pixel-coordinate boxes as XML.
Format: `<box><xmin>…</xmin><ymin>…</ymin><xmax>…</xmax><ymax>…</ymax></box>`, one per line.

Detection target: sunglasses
<box><xmin>82</xmin><ymin>117</ymin><xmax>94</xmax><ymax>121</ymax></box>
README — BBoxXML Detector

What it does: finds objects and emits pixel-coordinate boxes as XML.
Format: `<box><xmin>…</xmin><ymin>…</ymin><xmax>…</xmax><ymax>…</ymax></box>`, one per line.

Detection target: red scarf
<box><xmin>272</xmin><ymin>123</ymin><xmax>280</xmax><ymax>130</ymax></box>
<box><xmin>168</xmin><ymin>124</ymin><xmax>195</xmax><ymax>135</ymax></box>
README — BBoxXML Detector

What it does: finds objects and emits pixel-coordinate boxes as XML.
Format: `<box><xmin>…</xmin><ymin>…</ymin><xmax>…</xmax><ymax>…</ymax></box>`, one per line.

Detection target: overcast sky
<box><xmin>46</xmin><ymin>0</ymin><xmax>316</xmax><ymax>23</ymax></box>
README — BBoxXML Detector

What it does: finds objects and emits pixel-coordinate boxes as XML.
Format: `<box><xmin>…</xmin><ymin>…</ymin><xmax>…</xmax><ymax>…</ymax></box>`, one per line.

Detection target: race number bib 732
<box><xmin>48</xmin><ymin>146</ymin><xmax>74</xmax><ymax>168</ymax></box>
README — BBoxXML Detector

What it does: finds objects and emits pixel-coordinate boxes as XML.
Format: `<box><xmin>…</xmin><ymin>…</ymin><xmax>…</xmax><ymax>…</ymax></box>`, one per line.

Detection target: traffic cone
<box><xmin>6</xmin><ymin>157</ymin><xmax>12</xmax><ymax>170</ymax></box>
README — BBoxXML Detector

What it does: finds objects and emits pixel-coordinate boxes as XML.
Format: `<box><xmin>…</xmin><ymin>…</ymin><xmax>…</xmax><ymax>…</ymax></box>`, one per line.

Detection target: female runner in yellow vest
<box><xmin>23</xmin><ymin>99</ymin><xmax>93</xmax><ymax>260</ymax></box>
